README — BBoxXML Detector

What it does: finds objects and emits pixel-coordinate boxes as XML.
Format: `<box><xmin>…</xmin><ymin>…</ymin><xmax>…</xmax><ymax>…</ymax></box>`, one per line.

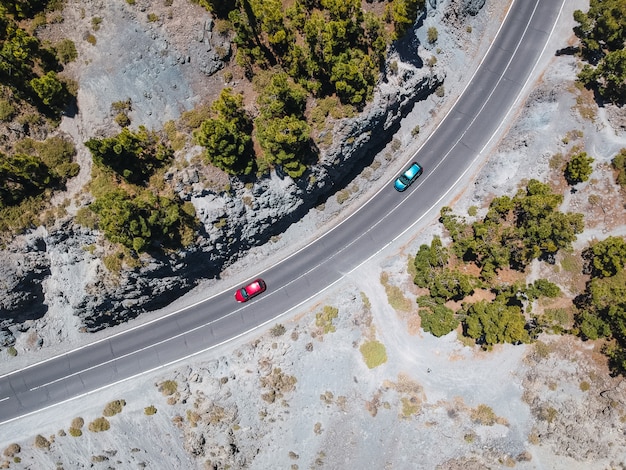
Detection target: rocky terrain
<box><xmin>3</xmin><ymin>0</ymin><xmax>626</xmax><ymax>469</ymax></box>
<box><xmin>0</xmin><ymin>0</ymin><xmax>457</xmax><ymax>339</ymax></box>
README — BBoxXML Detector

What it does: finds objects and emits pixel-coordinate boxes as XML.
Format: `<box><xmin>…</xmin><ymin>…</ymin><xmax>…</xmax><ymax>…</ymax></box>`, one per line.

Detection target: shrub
<box><xmin>68</xmin><ymin>427</ymin><xmax>82</xmax><ymax>437</ymax></box>
<box><xmin>144</xmin><ymin>405</ymin><xmax>157</xmax><ymax>415</ymax></box>
<box><xmin>88</xmin><ymin>417</ymin><xmax>110</xmax><ymax>432</ymax></box>
<box><xmin>270</xmin><ymin>324</ymin><xmax>286</xmax><ymax>337</ymax></box>
<box><xmin>427</xmin><ymin>26</ymin><xmax>438</xmax><ymax>44</ymax></box>
<box><xmin>159</xmin><ymin>380</ymin><xmax>178</xmax><ymax>396</ymax></box>
<box><xmin>103</xmin><ymin>399</ymin><xmax>126</xmax><ymax>417</ymax></box>
<box><xmin>0</xmin><ymin>100</ymin><xmax>15</xmax><ymax>122</ymax></box>
<box><xmin>114</xmin><ymin>112</ymin><xmax>130</xmax><ymax>127</ymax></box>
<box><xmin>3</xmin><ymin>444</ymin><xmax>20</xmax><ymax>457</ymax></box>
<box><xmin>34</xmin><ymin>435</ymin><xmax>50</xmax><ymax>449</ymax></box>
<box><xmin>470</xmin><ymin>404</ymin><xmax>497</xmax><ymax>425</ymax></box>
<box><xmin>565</xmin><ymin>151</ymin><xmax>594</xmax><ymax>185</ymax></box>
<box><xmin>315</xmin><ymin>306</ymin><xmax>338</xmax><ymax>334</ymax></box>
<box><xmin>360</xmin><ymin>340</ymin><xmax>387</xmax><ymax>369</ymax></box>
<box><xmin>6</xmin><ymin>346</ymin><xmax>17</xmax><ymax>357</ymax></box>
<box><xmin>55</xmin><ymin>39</ymin><xmax>78</xmax><ymax>64</ymax></box>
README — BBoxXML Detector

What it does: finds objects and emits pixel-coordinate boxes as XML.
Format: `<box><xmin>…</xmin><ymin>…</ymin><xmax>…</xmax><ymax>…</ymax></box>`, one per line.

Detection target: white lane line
<box><xmin>0</xmin><ymin>397</ymin><xmax>9</xmax><ymax>403</ymax></box>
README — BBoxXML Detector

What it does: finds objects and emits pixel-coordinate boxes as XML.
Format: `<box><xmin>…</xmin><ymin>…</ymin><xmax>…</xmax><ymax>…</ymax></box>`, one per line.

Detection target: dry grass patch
<box><xmin>360</xmin><ymin>340</ymin><xmax>387</xmax><ymax>369</ymax></box>
<box><xmin>380</xmin><ymin>271</ymin><xmax>413</xmax><ymax>313</ymax></box>
<box><xmin>469</xmin><ymin>404</ymin><xmax>508</xmax><ymax>426</ymax></box>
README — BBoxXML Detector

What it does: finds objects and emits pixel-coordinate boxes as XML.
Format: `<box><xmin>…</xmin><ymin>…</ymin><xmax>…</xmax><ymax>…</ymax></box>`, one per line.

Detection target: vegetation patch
<box><xmin>34</xmin><ymin>435</ymin><xmax>50</xmax><ymax>449</ymax></box>
<box><xmin>260</xmin><ymin>367</ymin><xmax>297</xmax><ymax>404</ymax></box>
<box><xmin>158</xmin><ymin>380</ymin><xmax>178</xmax><ymax>396</ymax></box>
<box><xmin>360</xmin><ymin>340</ymin><xmax>387</xmax><ymax>369</ymax></box>
<box><xmin>88</xmin><ymin>417</ymin><xmax>111</xmax><ymax>432</ymax></box>
<box><xmin>315</xmin><ymin>305</ymin><xmax>339</xmax><ymax>334</ymax></box>
<box><xmin>144</xmin><ymin>405</ymin><xmax>157</xmax><ymax>416</ymax></box>
<box><xmin>103</xmin><ymin>399</ymin><xmax>126</xmax><ymax>417</ymax></box>
<box><xmin>380</xmin><ymin>271</ymin><xmax>413</xmax><ymax>312</ymax></box>
<box><xmin>470</xmin><ymin>404</ymin><xmax>499</xmax><ymax>426</ymax></box>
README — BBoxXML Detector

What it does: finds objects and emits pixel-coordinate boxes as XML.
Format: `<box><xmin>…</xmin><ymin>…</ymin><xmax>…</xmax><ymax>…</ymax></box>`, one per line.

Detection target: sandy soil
<box><xmin>3</xmin><ymin>0</ymin><xmax>626</xmax><ymax>469</ymax></box>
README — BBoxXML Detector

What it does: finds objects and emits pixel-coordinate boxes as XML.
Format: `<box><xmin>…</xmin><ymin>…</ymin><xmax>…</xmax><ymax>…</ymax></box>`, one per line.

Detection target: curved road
<box><xmin>0</xmin><ymin>0</ymin><xmax>565</xmax><ymax>424</ymax></box>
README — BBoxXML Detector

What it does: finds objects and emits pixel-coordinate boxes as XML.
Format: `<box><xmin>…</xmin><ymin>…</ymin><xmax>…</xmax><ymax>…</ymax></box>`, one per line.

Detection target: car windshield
<box><xmin>399</xmin><ymin>175</ymin><xmax>410</xmax><ymax>184</ymax></box>
<box><xmin>240</xmin><ymin>288</ymin><xmax>249</xmax><ymax>299</ymax></box>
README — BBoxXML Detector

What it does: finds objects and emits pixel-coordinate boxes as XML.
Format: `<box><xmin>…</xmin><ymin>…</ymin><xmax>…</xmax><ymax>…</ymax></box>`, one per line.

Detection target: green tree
<box><xmin>613</xmin><ymin>148</ymin><xmax>626</xmax><ymax>186</ymax></box>
<box><xmin>194</xmin><ymin>88</ymin><xmax>255</xmax><ymax>175</ymax></box>
<box><xmin>463</xmin><ymin>300</ymin><xmax>531</xmax><ymax>349</ymax></box>
<box><xmin>418</xmin><ymin>296</ymin><xmax>459</xmax><ymax>337</ymax></box>
<box><xmin>330</xmin><ymin>49</ymin><xmax>375</xmax><ymax>105</ymax></box>
<box><xmin>387</xmin><ymin>0</ymin><xmax>425</xmax><ymax>40</ymax></box>
<box><xmin>573</xmin><ymin>0</ymin><xmax>626</xmax><ymax>104</ymax></box>
<box><xmin>257</xmin><ymin>72</ymin><xmax>308</xmax><ymax>119</ymax></box>
<box><xmin>0</xmin><ymin>152</ymin><xmax>52</xmax><ymax>207</ymax></box>
<box><xmin>194</xmin><ymin>117</ymin><xmax>254</xmax><ymax>175</ymax></box>
<box><xmin>85</xmin><ymin>127</ymin><xmax>172</xmax><ymax>184</ymax></box>
<box><xmin>584</xmin><ymin>236</ymin><xmax>626</xmax><ymax>278</ymax></box>
<box><xmin>565</xmin><ymin>151</ymin><xmax>594</xmax><ymax>185</ymax></box>
<box><xmin>257</xmin><ymin>114</ymin><xmax>310</xmax><ymax>178</ymax></box>
<box><xmin>413</xmin><ymin>236</ymin><xmax>448</xmax><ymax>288</ymax></box>
<box><xmin>29</xmin><ymin>70</ymin><xmax>66</xmax><ymax>107</ymax></box>
<box><xmin>90</xmin><ymin>189</ymin><xmax>196</xmax><ymax>253</ymax></box>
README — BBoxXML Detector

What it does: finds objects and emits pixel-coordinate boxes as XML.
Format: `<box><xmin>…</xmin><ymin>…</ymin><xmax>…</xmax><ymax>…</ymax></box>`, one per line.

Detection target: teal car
<box><xmin>394</xmin><ymin>162</ymin><xmax>423</xmax><ymax>191</ymax></box>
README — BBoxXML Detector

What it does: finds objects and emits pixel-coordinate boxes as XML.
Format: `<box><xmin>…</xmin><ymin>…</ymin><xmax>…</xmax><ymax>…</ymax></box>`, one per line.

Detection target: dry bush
<box><xmin>34</xmin><ymin>435</ymin><xmax>50</xmax><ymax>449</ymax></box>
<box><xmin>103</xmin><ymin>399</ymin><xmax>126</xmax><ymax>417</ymax></box>
<box><xmin>2</xmin><ymin>444</ymin><xmax>20</xmax><ymax>457</ymax></box>
<box><xmin>88</xmin><ymin>417</ymin><xmax>111</xmax><ymax>433</ymax></box>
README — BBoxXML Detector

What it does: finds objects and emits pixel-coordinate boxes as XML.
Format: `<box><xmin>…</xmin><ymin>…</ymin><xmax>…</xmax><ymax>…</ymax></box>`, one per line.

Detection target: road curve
<box><xmin>0</xmin><ymin>0</ymin><xmax>565</xmax><ymax>424</ymax></box>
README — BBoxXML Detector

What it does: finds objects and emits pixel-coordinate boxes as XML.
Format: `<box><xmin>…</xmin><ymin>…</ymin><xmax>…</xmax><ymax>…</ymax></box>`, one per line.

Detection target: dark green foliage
<box><xmin>387</xmin><ymin>0</ymin><xmax>425</xmax><ymax>40</ymax></box>
<box><xmin>429</xmin><ymin>268</ymin><xmax>475</xmax><ymax>302</ymax></box>
<box><xmin>54</xmin><ymin>39</ymin><xmax>78</xmax><ymax>64</ymax></box>
<box><xmin>0</xmin><ymin>152</ymin><xmax>52</xmax><ymax>207</ymax></box>
<box><xmin>417</xmin><ymin>296</ymin><xmax>458</xmax><ymax>337</ymax></box>
<box><xmin>30</xmin><ymin>70</ymin><xmax>68</xmax><ymax>108</ymax></box>
<box><xmin>0</xmin><ymin>0</ymin><xmax>52</xmax><ymax>19</ymax></box>
<box><xmin>584</xmin><ymin>236</ymin><xmax>626</xmax><ymax>278</ymax></box>
<box><xmin>574</xmin><ymin>266</ymin><xmax>626</xmax><ymax>374</ymax></box>
<box><xmin>224</xmin><ymin>0</ymin><xmax>401</xmax><ymax>106</ymax></box>
<box><xmin>565</xmin><ymin>151</ymin><xmax>594</xmax><ymax>185</ymax></box>
<box><xmin>574</xmin><ymin>0</ymin><xmax>626</xmax><ymax>104</ymax></box>
<box><xmin>440</xmin><ymin>181</ymin><xmax>581</xmax><ymax>282</ymax></box>
<box><xmin>526</xmin><ymin>279</ymin><xmax>561</xmax><ymax>300</ymax></box>
<box><xmin>196</xmin><ymin>0</ymin><xmax>238</xmax><ymax>18</ymax></box>
<box><xmin>413</xmin><ymin>236</ymin><xmax>448</xmax><ymax>288</ymax></box>
<box><xmin>194</xmin><ymin>88</ymin><xmax>254</xmax><ymax>175</ymax></box>
<box><xmin>330</xmin><ymin>49</ymin><xmax>375</xmax><ymax>105</ymax></box>
<box><xmin>16</xmin><ymin>135</ymin><xmax>79</xmax><ymax>179</ymax></box>
<box><xmin>90</xmin><ymin>189</ymin><xmax>196</xmax><ymax>253</ymax></box>
<box><xmin>85</xmin><ymin>127</ymin><xmax>173</xmax><ymax>184</ymax></box>
<box><xmin>463</xmin><ymin>300</ymin><xmax>531</xmax><ymax>349</ymax></box>
<box><xmin>256</xmin><ymin>114</ymin><xmax>310</xmax><ymax>178</ymax></box>
<box><xmin>0</xmin><ymin>9</ymin><xmax>74</xmax><ymax>117</ymax></box>
<box><xmin>256</xmin><ymin>72</ymin><xmax>311</xmax><ymax>178</ymax></box>
<box><xmin>0</xmin><ymin>136</ymin><xmax>77</xmax><ymax>208</ymax></box>
<box><xmin>612</xmin><ymin>148</ymin><xmax>626</xmax><ymax>187</ymax></box>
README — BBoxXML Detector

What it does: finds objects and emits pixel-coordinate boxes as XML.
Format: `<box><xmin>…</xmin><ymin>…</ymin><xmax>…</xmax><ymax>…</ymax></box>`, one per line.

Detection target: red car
<box><xmin>234</xmin><ymin>279</ymin><xmax>267</xmax><ymax>302</ymax></box>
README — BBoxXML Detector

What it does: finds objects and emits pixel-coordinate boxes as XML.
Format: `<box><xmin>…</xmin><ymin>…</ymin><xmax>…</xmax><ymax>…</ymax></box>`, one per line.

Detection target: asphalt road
<box><xmin>0</xmin><ymin>0</ymin><xmax>566</xmax><ymax>424</ymax></box>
